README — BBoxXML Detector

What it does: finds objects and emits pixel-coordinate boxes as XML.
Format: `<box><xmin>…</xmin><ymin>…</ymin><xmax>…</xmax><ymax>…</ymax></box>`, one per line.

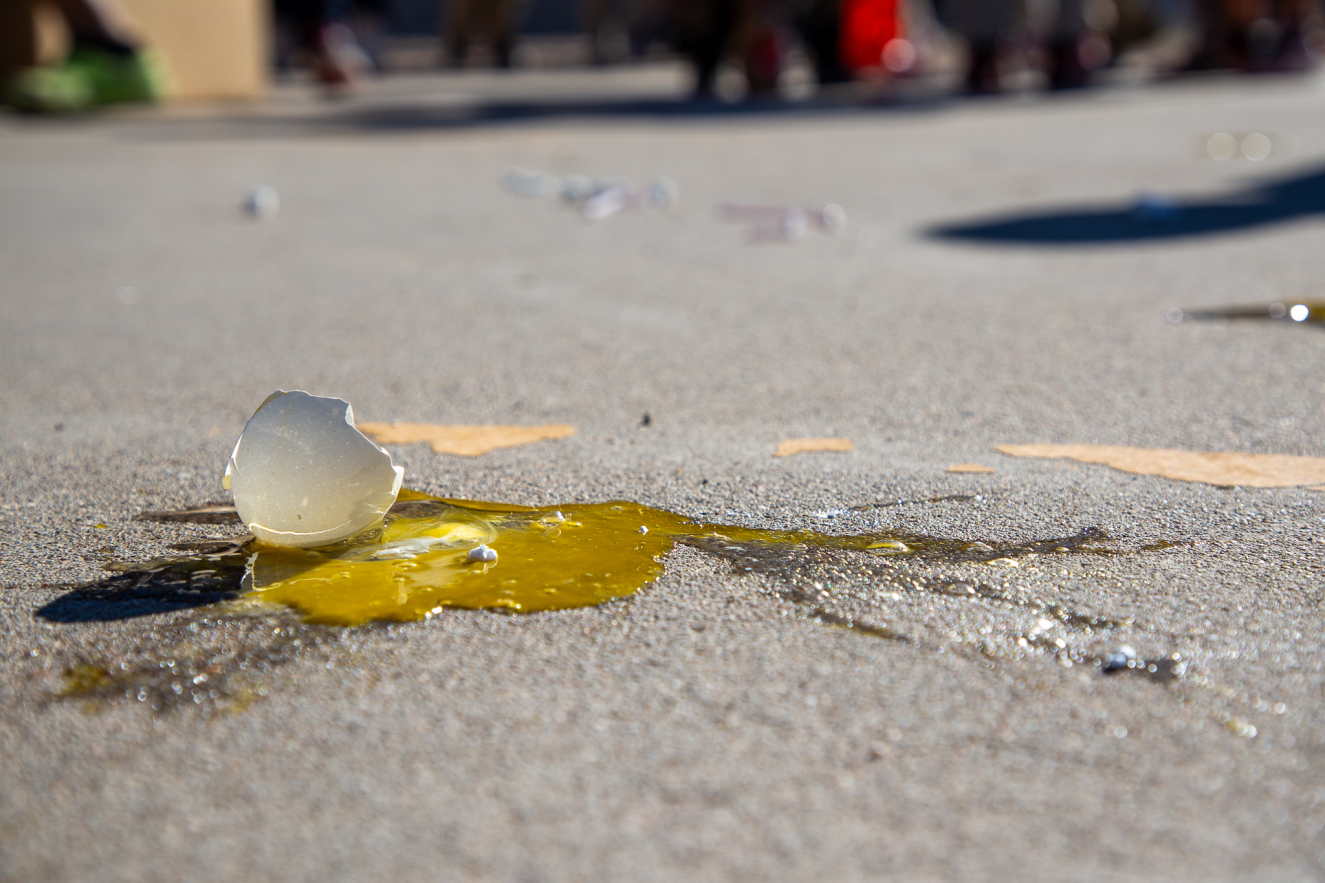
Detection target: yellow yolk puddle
<box><xmin>244</xmin><ymin>494</ymin><xmax>692</xmax><ymax>624</ymax></box>
<box><xmin>120</xmin><ymin>490</ymin><xmax>1120</xmax><ymax>626</ymax></box>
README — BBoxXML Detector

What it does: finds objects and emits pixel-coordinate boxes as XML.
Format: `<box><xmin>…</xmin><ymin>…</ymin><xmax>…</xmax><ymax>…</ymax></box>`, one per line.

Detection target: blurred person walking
<box><xmin>666</xmin><ymin>0</ymin><xmax>797</xmax><ymax>97</ymax></box>
<box><xmin>1192</xmin><ymin>0</ymin><xmax>1324</xmax><ymax>70</ymax></box>
<box><xmin>936</xmin><ymin>0</ymin><xmax>1125</xmax><ymax>92</ymax></box>
<box><xmin>666</xmin><ymin>0</ymin><xmax>737</xmax><ymax>95</ymax></box>
<box><xmin>934</xmin><ymin>0</ymin><xmax>1019</xmax><ymax>90</ymax></box>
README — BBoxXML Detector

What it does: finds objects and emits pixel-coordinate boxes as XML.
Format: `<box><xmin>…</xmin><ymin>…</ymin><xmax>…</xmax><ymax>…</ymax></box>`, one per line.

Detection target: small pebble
<box><xmin>819</xmin><ymin>203</ymin><xmax>848</xmax><ymax>231</ymax></box>
<box><xmin>639</xmin><ymin>526</ymin><xmax>648</xmax><ymax>534</ymax></box>
<box><xmin>244</xmin><ymin>185</ymin><xmax>280</xmax><ymax>220</ymax></box>
<box><xmin>468</xmin><ymin>545</ymin><xmax>498</xmax><ymax>563</ymax></box>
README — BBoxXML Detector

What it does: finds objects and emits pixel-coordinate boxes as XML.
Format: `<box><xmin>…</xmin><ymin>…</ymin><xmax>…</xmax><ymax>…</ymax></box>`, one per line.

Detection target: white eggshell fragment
<box><xmin>467</xmin><ymin>544</ymin><xmax>498</xmax><ymax>563</ymax></box>
<box><xmin>223</xmin><ymin>390</ymin><xmax>404</xmax><ymax>548</ymax></box>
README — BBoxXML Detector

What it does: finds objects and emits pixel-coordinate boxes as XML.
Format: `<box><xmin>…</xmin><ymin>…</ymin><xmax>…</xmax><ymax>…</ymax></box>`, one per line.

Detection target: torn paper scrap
<box><xmin>994</xmin><ymin>444</ymin><xmax>1325</xmax><ymax>488</ymax></box>
<box><xmin>775</xmin><ymin>438</ymin><xmax>854</xmax><ymax>457</ymax></box>
<box><xmin>357</xmin><ymin>422</ymin><xmax>577</xmax><ymax>456</ymax></box>
<box><xmin>947</xmin><ymin>463</ymin><xmax>994</xmax><ymax>474</ymax></box>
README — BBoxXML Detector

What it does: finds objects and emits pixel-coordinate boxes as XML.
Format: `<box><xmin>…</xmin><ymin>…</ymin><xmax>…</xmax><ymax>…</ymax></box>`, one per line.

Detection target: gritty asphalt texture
<box><xmin>2</xmin><ymin>65</ymin><xmax>1325</xmax><ymax>882</ymax></box>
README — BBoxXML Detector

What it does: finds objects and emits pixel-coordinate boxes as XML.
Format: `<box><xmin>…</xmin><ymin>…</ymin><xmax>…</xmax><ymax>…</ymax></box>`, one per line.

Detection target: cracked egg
<box><xmin>223</xmin><ymin>391</ymin><xmax>404</xmax><ymax>548</ymax></box>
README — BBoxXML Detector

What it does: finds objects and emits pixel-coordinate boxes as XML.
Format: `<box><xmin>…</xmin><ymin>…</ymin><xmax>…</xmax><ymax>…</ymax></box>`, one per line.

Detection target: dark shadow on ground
<box><xmin>928</xmin><ymin>165</ymin><xmax>1325</xmax><ymax>245</ymax></box>
<box><xmin>118</xmin><ymin>88</ymin><xmax>957</xmax><ymax>141</ymax></box>
<box><xmin>36</xmin><ymin>568</ymin><xmax>244</xmax><ymax>622</ymax></box>
<box><xmin>326</xmin><ymin>92</ymin><xmax>939</xmax><ymax>130</ymax></box>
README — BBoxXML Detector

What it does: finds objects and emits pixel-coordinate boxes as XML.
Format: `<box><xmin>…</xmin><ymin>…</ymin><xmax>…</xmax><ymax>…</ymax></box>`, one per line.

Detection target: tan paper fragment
<box><xmin>775</xmin><ymin>438</ymin><xmax>854</xmax><ymax>457</ymax></box>
<box><xmin>947</xmin><ymin>463</ymin><xmax>994</xmax><ymax>474</ymax></box>
<box><xmin>358</xmin><ymin>422</ymin><xmax>576</xmax><ymax>456</ymax></box>
<box><xmin>995</xmin><ymin>444</ymin><xmax>1325</xmax><ymax>488</ymax></box>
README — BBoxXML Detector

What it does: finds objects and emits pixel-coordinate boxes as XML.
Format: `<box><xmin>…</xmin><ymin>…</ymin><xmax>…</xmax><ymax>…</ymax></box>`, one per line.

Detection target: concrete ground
<box><xmin>2</xmin><ymin>64</ymin><xmax>1325</xmax><ymax>882</ymax></box>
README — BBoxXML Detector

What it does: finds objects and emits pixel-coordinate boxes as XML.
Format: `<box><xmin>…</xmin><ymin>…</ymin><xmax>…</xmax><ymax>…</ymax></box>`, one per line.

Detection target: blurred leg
<box><xmin>586</xmin><ymin>0</ymin><xmax>608</xmax><ymax>62</ymax></box>
<box><xmin>447</xmin><ymin>0</ymin><xmax>474</xmax><ymax>65</ymax></box>
<box><xmin>795</xmin><ymin>0</ymin><xmax>851</xmax><ymax>83</ymax></box>
<box><xmin>938</xmin><ymin>0</ymin><xmax>1018</xmax><ymax>92</ymax></box>
<box><xmin>52</xmin><ymin>0</ymin><xmax>141</xmax><ymax>51</ymax></box>
<box><xmin>490</xmin><ymin>0</ymin><xmax>514</xmax><ymax>67</ymax></box>
<box><xmin>1047</xmin><ymin>0</ymin><xmax>1091</xmax><ymax>88</ymax></box>
<box><xmin>695</xmin><ymin>0</ymin><xmax>736</xmax><ymax>94</ymax></box>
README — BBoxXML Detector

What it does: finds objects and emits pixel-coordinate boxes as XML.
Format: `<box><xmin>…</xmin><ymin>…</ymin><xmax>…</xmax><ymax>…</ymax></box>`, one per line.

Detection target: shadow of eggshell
<box><xmin>224</xmin><ymin>391</ymin><xmax>403</xmax><ymax>548</ymax></box>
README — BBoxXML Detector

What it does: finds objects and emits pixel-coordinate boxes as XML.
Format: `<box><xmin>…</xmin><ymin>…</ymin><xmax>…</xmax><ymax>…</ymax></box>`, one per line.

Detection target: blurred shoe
<box><xmin>8</xmin><ymin>46</ymin><xmax>166</xmax><ymax>112</ymax></box>
<box><xmin>316</xmin><ymin>22</ymin><xmax>371</xmax><ymax>91</ymax></box>
<box><xmin>1116</xmin><ymin>26</ymin><xmax>1200</xmax><ymax>76</ymax></box>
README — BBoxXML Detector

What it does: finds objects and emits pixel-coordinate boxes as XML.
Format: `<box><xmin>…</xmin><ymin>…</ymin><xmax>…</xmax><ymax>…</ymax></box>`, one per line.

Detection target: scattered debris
<box><xmin>1100</xmin><ymin>647</ymin><xmax>1185</xmax><ymax>683</ymax></box>
<box><xmin>995</xmin><ymin>443</ymin><xmax>1325</xmax><ymax>488</ymax></box>
<box><xmin>774</xmin><ymin>437</ymin><xmax>854</xmax><ymax>457</ymax></box>
<box><xmin>1102</xmin><ymin>644</ymin><xmax>1137</xmax><ymax>671</ymax></box>
<box><xmin>503</xmin><ymin>168</ymin><xmax>561</xmax><ymax>199</ymax></box>
<box><xmin>356</xmin><ymin>422</ymin><xmax>576</xmax><ymax>456</ymax></box>
<box><xmin>223</xmin><ymin>391</ymin><xmax>403</xmax><ymax>548</ymax></box>
<box><xmin>640</xmin><ymin>412</ymin><xmax>652</xmax><ymax>428</ymax></box>
<box><xmin>244</xmin><ymin>185</ymin><xmax>280</xmax><ymax>220</ymax></box>
<box><xmin>581</xmin><ymin>186</ymin><xmax>630</xmax><ymax>221</ymax></box>
<box><xmin>947</xmin><ymin>463</ymin><xmax>994</xmax><ymax>474</ymax></box>
<box><xmin>502</xmin><ymin>168</ymin><xmax>678</xmax><ymax>221</ymax></box>
<box><xmin>718</xmin><ymin>203</ymin><xmax>847</xmax><ymax>243</ymax></box>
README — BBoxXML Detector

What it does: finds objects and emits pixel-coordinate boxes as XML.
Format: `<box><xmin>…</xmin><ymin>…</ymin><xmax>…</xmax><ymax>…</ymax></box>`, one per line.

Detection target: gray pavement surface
<box><xmin>2</xmin><ymin>64</ymin><xmax>1325</xmax><ymax>882</ymax></box>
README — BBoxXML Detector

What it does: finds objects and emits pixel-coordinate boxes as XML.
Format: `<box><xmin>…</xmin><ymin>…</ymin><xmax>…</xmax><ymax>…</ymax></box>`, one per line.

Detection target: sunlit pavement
<box><xmin>2</xmin><ymin>66</ymin><xmax>1325</xmax><ymax>882</ymax></box>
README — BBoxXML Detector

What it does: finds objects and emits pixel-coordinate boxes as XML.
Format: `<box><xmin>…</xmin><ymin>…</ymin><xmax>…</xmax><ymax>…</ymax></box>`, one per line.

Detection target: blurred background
<box><xmin>1</xmin><ymin>0</ymin><xmax>1322</xmax><ymax>112</ymax></box>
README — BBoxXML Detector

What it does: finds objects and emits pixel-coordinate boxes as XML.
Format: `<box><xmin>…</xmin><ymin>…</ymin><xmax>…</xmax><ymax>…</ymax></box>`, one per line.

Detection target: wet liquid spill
<box><xmin>1172</xmin><ymin>300</ymin><xmax>1324</xmax><ymax>326</ymax></box>
<box><xmin>52</xmin><ymin>612</ymin><xmax>342</xmax><ymax>713</ymax></box>
<box><xmin>38</xmin><ymin>490</ymin><xmax>1196</xmax><ymax>715</ymax></box>
<box><xmin>116</xmin><ymin>489</ymin><xmax>1136</xmax><ymax>628</ymax></box>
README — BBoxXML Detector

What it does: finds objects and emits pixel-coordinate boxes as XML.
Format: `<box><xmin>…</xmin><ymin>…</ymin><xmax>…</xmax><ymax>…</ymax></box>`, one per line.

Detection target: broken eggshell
<box><xmin>223</xmin><ymin>390</ymin><xmax>404</xmax><ymax>548</ymax></box>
